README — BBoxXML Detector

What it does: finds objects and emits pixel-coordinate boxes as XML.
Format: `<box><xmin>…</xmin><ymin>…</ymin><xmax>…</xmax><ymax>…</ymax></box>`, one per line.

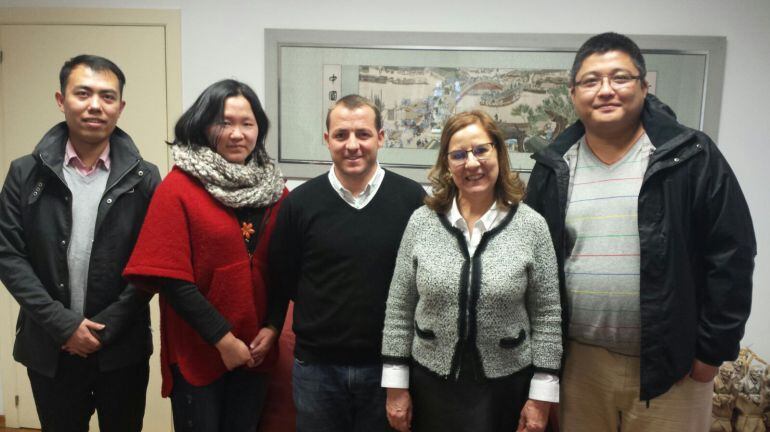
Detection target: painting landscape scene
<box><xmin>358</xmin><ymin>65</ymin><xmax>578</xmax><ymax>154</ymax></box>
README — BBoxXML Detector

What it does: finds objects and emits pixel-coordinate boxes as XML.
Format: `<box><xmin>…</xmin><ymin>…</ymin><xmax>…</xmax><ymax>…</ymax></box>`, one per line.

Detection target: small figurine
<box><xmin>711</xmin><ymin>362</ymin><xmax>737</xmax><ymax>432</ymax></box>
<box><xmin>733</xmin><ymin>357</ymin><xmax>749</xmax><ymax>382</ymax></box>
<box><xmin>763</xmin><ymin>368</ymin><xmax>770</xmax><ymax>432</ymax></box>
<box><xmin>734</xmin><ymin>365</ymin><xmax>766</xmax><ymax>432</ymax></box>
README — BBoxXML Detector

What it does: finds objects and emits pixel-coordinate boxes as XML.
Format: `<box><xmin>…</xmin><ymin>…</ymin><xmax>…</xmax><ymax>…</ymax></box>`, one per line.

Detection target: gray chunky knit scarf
<box><xmin>172</xmin><ymin>144</ymin><xmax>284</xmax><ymax>208</ymax></box>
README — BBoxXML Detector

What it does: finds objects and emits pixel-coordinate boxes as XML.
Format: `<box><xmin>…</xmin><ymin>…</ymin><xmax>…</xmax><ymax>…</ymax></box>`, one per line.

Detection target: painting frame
<box><xmin>265</xmin><ymin>29</ymin><xmax>725</xmax><ymax>181</ymax></box>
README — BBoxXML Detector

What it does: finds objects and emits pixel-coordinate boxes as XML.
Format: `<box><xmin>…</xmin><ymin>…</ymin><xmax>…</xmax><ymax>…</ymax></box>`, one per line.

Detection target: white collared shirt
<box><xmin>381</xmin><ymin>199</ymin><xmax>560</xmax><ymax>403</ymax></box>
<box><xmin>327</xmin><ymin>164</ymin><xmax>385</xmax><ymax>209</ymax></box>
<box><xmin>447</xmin><ymin>198</ymin><xmax>506</xmax><ymax>257</ymax></box>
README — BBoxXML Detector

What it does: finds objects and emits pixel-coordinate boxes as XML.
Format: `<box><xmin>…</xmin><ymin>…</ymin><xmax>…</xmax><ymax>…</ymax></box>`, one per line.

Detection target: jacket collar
<box><xmin>532</xmin><ymin>94</ymin><xmax>695</xmax><ymax>167</ymax></box>
<box><xmin>34</xmin><ymin>122</ymin><xmax>142</xmax><ymax>186</ymax></box>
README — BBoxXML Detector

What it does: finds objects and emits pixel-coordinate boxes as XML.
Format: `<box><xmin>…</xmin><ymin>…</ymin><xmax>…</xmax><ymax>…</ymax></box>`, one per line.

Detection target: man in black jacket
<box><xmin>525</xmin><ymin>33</ymin><xmax>756</xmax><ymax>431</ymax></box>
<box><xmin>0</xmin><ymin>55</ymin><xmax>160</xmax><ymax>431</ymax></box>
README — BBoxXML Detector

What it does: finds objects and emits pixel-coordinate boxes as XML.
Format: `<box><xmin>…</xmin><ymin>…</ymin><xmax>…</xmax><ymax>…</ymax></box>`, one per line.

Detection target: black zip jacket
<box><xmin>524</xmin><ymin>95</ymin><xmax>756</xmax><ymax>400</ymax></box>
<box><xmin>0</xmin><ymin>122</ymin><xmax>160</xmax><ymax>377</ymax></box>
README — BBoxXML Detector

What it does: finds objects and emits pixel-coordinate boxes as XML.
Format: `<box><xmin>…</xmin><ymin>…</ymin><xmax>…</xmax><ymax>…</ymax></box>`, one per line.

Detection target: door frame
<box><xmin>0</xmin><ymin>7</ymin><xmax>181</xmax><ymax>427</ymax></box>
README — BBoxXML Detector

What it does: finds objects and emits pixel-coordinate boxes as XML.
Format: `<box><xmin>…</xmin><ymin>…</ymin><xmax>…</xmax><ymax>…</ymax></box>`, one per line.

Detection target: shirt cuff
<box><xmin>528</xmin><ymin>372</ymin><xmax>560</xmax><ymax>403</ymax></box>
<box><xmin>381</xmin><ymin>363</ymin><xmax>410</xmax><ymax>389</ymax></box>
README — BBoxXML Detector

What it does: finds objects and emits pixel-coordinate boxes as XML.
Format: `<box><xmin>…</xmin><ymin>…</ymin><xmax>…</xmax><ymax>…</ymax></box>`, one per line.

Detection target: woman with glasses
<box><xmin>124</xmin><ymin>79</ymin><xmax>287</xmax><ymax>431</ymax></box>
<box><xmin>381</xmin><ymin>110</ymin><xmax>562</xmax><ymax>432</ymax></box>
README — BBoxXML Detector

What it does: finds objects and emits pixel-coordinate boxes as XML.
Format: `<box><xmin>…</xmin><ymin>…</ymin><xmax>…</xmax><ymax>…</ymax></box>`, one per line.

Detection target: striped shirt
<box><xmin>563</xmin><ymin>133</ymin><xmax>652</xmax><ymax>356</ymax></box>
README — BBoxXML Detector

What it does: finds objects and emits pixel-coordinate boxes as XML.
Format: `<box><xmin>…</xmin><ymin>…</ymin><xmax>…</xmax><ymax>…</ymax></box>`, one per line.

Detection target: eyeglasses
<box><xmin>447</xmin><ymin>143</ymin><xmax>494</xmax><ymax>166</ymax></box>
<box><xmin>573</xmin><ymin>73</ymin><xmax>642</xmax><ymax>93</ymax></box>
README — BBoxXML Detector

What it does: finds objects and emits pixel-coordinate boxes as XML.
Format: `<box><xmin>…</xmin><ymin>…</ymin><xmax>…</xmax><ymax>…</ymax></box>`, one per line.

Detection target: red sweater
<box><xmin>124</xmin><ymin>167</ymin><xmax>287</xmax><ymax>397</ymax></box>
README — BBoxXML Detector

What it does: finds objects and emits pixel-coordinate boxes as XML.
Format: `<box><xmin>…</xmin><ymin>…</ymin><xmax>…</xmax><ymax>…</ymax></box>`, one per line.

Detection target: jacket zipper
<box><xmin>83</xmin><ymin>158</ymin><xmax>140</xmax><ymax>314</ymax></box>
<box><xmin>42</xmin><ymin>154</ymin><xmax>141</xmax><ymax>316</ymax></box>
<box><xmin>40</xmin><ymin>157</ymin><xmax>75</xmax><ymax>310</ymax></box>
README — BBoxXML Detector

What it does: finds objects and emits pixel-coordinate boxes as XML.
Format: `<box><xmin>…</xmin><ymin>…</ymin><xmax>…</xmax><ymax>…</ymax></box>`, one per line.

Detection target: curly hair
<box><xmin>425</xmin><ymin>110</ymin><xmax>525</xmax><ymax>214</ymax></box>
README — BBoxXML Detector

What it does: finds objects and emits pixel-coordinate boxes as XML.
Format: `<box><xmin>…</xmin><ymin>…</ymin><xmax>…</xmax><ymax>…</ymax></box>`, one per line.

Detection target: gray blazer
<box><xmin>382</xmin><ymin>204</ymin><xmax>562</xmax><ymax>379</ymax></box>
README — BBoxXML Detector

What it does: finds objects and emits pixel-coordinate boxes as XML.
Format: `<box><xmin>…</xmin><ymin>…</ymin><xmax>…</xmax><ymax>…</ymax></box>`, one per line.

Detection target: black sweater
<box><xmin>267</xmin><ymin>170</ymin><xmax>425</xmax><ymax>364</ymax></box>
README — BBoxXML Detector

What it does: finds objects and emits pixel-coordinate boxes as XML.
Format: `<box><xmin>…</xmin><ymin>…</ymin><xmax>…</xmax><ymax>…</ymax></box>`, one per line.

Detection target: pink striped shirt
<box><xmin>64</xmin><ymin>140</ymin><xmax>111</xmax><ymax>176</ymax></box>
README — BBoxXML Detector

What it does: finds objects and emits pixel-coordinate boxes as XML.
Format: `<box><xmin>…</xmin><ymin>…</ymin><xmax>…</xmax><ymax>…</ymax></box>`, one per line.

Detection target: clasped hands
<box><xmin>64</xmin><ymin>318</ymin><xmax>279</xmax><ymax>370</ymax></box>
<box><xmin>216</xmin><ymin>327</ymin><xmax>278</xmax><ymax>370</ymax></box>
<box><xmin>62</xmin><ymin>318</ymin><xmax>104</xmax><ymax>357</ymax></box>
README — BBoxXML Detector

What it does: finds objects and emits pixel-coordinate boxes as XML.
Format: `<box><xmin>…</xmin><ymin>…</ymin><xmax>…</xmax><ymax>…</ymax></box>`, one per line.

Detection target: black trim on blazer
<box><xmin>410</xmin><ymin>357</ymin><xmax>536</xmax><ymax>382</ymax></box>
<box><xmin>437</xmin><ymin>204</ymin><xmax>518</xmax><ymax>380</ymax></box>
<box><xmin>533</xmin><ymin>366</ymin><xmax>560</xmax><ymax>376</ymax></box>
<box><xmin>381</xmin><ymin>355</ymin><xmax>411</xmax><ymax>366</ymax></box>
<box><xmin>438</xmin><ymin>213</ymin><xmax>470</xmax><ymax>381</ymax></box>
<box><xmin>414</xmin><ymin>320</ymin><xmax>436</xmax><ymax>340</ymax></box>
<box><xmin>499</xmin><ymin>329</ymin><xmax>526</xmax><ymax>349</ymax></box>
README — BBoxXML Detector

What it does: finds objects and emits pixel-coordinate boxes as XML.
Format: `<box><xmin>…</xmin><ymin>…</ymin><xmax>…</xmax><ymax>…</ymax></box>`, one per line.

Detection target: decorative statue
<box><xmin>733</xmin><ymin>357</ymin><xmax>749</xmax><ymax>382</ymax></box>
<box><xmin>764</xmin><ymin>368</ymin><xmax>770</xmax><ymax>431</ymax></box>
<box><xmin>764</xmin><ymin>366</ymin><xmax>770</xmax><ymax>398</ymax></box>
<box><xmin>734</xmin><ymin>365</ymin><xmax>766</xmax><ymax>432</ymax></box>
<box><xmin>711</xmin><ymin>362</ymin><xmax>737</xmax><ymax>432</ymax></box>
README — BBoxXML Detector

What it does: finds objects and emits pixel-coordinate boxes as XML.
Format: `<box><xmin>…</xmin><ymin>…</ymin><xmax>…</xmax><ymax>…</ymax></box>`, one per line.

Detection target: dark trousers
<box><xmin>411</xmin><ymin>349</ymin><xmax>533</xmax><ymax>432</ymax></box>
<box><xmin>170</xmin><ymin>365</ymin><xmax>270</xmax><ymax>432</ymax></box>
<box><xmin>292</xmin><ymin>359</ymin><xmax>392</xmax><ymax>432</ymax></box>
<box><xmin>27</xmin><ymin>353</ymin><xmax>149</xmax><ymax>432</ymax></box>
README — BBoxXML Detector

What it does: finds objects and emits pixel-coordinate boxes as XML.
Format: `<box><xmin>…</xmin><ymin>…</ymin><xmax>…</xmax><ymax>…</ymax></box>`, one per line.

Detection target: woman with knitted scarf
<box><xmin>124</xmin><ymin>79</ymin><xmax>287</xmax><ymax>431</ymax></box>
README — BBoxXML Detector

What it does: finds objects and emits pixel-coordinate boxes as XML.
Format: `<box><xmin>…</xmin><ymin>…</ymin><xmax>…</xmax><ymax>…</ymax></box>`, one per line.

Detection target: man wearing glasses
<box><xmin>525</xmin><ymin>32</ymin><xmax>755</xmax><ymax>431</ymax></box>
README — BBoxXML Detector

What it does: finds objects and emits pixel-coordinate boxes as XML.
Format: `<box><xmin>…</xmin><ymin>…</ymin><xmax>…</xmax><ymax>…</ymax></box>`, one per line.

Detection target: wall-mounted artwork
<box><xmin>358</xmin><ymin>66</ymin><xmax>576</xmax><ymax>155</ymax></box>
<box><xmin>265</xmin><ymin>29</ymin><xmax>725</xmax><ymax>181</ymax></box>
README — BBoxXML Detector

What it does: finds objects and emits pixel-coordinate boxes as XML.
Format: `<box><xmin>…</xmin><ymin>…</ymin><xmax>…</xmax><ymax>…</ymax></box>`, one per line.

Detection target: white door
<box><xmin>0</xmin><ymin>15</ymin><xmax>177</xmax><ymax>431</ymax></box>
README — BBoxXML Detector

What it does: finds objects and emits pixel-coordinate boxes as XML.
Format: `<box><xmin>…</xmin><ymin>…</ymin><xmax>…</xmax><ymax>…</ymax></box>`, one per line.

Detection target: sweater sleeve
<box><xmin>381</xmin><ymin>209</ymin><xmax>422</xmax><ymax>364</ymax></box>
<box><xmin>526</xmin><ymin>213</ymin><xmax>563</xmax><ymax>374</ymax></box>
<box><xmin>160</xmin><ymin>278</ymin><xmax>231</xmax><ymax>345</ymax></box>
<box><xmin>265</xmin><ymin>194</ymin><xmax>297</xmax><ymax>333</ymax></box>
<box><xmin>123</xmin><ymin>173</ymin><xmax>195</xmax><ymax>286</ymax></box>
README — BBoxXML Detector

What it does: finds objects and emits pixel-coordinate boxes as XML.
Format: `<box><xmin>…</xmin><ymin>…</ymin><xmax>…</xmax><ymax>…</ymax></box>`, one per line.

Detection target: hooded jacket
<box><xmin>0</xmin><ymin>122</ymin><xmax>160</xmax><ymax>377</ymax></box>
<box><xmin>524</xmin><ymin>95</ymin><xmax>756</xmax><ymax>400</ymax></box>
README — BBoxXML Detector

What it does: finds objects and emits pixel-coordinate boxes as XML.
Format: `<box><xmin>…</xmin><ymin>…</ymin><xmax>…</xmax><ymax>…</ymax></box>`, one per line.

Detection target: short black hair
<box><xmin>570</xmin><ymin>32</ymin><xmax>647</xmax><ymax>86</ymax></box>
<box><xmin>59</xmin><ymin>54</ymin><xmax>126</xmax><ymax>96</ymax></box>
<box><xmin>325</xmin><ymin>94</ymin><xmax>382</xmax><ymax>131</ymax></box>
<box><xmin>171</xmin><ymin>79</ymin><xmax>271</xmax><ymax>166</ymax></box>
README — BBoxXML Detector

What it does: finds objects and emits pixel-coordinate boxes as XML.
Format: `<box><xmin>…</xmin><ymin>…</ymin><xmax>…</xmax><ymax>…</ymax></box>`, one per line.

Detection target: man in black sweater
<box><xmin>267</xmin><ymin>94</ymin><xmax>425</xmax><ymax>432</ymax></box>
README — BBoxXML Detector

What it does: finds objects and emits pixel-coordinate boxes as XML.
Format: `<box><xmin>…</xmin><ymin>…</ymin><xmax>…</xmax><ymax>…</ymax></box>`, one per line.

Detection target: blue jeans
<box><xmin>292</xmin><ymin>359</ymin><xmax>391</xmax><ymax>432</ymax></box>
<box><xmin>170</xmin><ymin>365</ymin><xmax>269</xmax><ymax>432</ymax></box>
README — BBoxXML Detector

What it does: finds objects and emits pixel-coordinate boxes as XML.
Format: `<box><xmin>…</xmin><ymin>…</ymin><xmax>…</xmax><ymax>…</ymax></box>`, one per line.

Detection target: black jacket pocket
<box><xmin>414</xmin><ymin>321</ymin><xmax>436</xmax><ymax>340</ymax></box>
<box><xmin>499</xmin><ymin>329</ymin><xmax>526</xmax><ymax>349</ymax></box>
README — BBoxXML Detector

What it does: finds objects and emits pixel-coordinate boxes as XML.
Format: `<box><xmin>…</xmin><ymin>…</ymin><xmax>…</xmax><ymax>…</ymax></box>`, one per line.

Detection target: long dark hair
<box><xmin>170</xmin><ymin>79</ymin><xmax>270</xmax><ymax>166</ymax></box>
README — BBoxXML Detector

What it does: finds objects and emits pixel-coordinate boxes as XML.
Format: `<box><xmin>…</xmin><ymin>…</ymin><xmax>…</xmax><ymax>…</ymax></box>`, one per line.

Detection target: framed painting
<box><xmin>265</xmin><ymin>30</ymin><xmax>725</xmax><ymax>181</ymax></box>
